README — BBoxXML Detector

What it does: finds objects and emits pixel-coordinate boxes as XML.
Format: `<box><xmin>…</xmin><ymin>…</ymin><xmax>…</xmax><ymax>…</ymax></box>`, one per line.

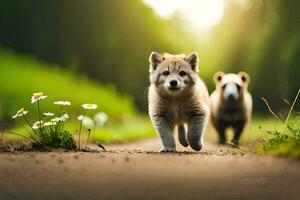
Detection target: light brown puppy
<box><xmin>210</xmin><ymin>71</ymin><xmax>252</xmax><ymax>145</ymax></box>
<box><xmin>148</xmin><ymin>52</ymin><xmax>210</xmax><ymax>152</ymax></box>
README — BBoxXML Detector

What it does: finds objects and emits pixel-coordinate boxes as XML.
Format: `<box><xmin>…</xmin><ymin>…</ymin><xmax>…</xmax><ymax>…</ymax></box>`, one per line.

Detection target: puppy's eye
<box><xmin>162</xmin><ymin>71</ymin><xmax>170</xmax><ymax>76</ymax></box>
<box><xmin>222</xmin><ymin>84</ymin><xmax>227</xmax><ymax>90</ymax></box>
<box><xmin>179</xmin><ymin>71</ymin><xmax>187</xmax><ymax>77</ymax></box>
<box><xmin>236</xmin><ymin>84</ymin><xmax>241</xmax><ymax>91</ymax></box>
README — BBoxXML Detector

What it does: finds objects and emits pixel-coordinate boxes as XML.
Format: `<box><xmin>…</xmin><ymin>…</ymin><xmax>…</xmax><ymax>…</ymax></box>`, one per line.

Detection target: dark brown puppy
<box><xmin>210</xmin><ymin>71</ymin><xmax>252</xmax><ymax>145</ymax></box>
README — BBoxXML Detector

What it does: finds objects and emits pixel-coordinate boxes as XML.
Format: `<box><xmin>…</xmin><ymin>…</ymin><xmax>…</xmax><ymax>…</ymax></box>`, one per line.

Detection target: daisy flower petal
<box><xmin>78</xmin><ymin>115</ymin><xmax>84</xmax><ymax>121</ymax></box>
<box><xmin>51</xmin><ymin>113</ymin><xmax>69</xmax><ymax>122</ymax></box>
<box><xmin>54</xmin><ymin>100</ymin><xmax>71</xmax><ymax>106</ymax></box>
<box><xmin>94</xmin><ymin>112</ymin><xmax>108</xmax><ymax>127</ymax></box>
<box><xmin>32</xmin><ymin>121</ymin><xmax>44</xmax><ymax>129</ymax></box>
<box><xmin>61</xmin><ymin>113</ymin><xmax>69</xmax><ymax>120</ymax></box>
<box><xmin>82</xmin><ymin>116</ymin><xmax>95</xmax><ymax>128</ymax></box>
<box><xmin>43</xmin><ymin>112</ymin><xmax>55</xmax><ymax>117</ymax></box>
<box><xmin>31</xmin><ymin>92</ymin><xmax>47</xmax><ymax>104</ymax></box>
<box><xmin>43</xmin><ymin>121</ymin><xmax>57</xmax><ymax>126</ymax></box>
<box><xmin>12</xmin><ymin>108</ymin><xmax>28</xmax><ymax>119</ymax></box>
<box><xmin>82</xmin><ymin>103</ymin><xmax>98</xmax><ymax>110</ymax></box>
<box><xmin>51</xmin><ymin>117</ymin><xmax>61</xmax><ymax>122</ymax></box>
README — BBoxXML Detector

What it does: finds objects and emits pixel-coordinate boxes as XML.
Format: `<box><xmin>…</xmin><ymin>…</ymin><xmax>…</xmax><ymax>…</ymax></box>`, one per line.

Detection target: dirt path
<box><xmin>0</xmin><ymin>138</ymin><xmax>299</xmax><ymax>200</ymax></box>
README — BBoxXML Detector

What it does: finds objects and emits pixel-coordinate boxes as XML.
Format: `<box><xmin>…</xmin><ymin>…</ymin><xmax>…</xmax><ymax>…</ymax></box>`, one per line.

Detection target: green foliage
<box><xmin>263</xmin><ymin>131</ymin><xmax>289</xmax><ymax>151</ymax></box>
<box><xmin>89</xmin><ymin>117</ymin><xmax>154</xmax><ymax>143</ymax></box>
<box><xmin>31</xmin><ymin>128</ymin><xmax>76</xmax><ymax>151</ymax></box>
<box><xmin>59</xmin><ymin>130</ymin><xmax>77</xmax><ymax>150</ymax></box>
<box><xmin>261</xmin><ymin>121</ymin><xmax>300</xmax><ymax>158</ymax></box>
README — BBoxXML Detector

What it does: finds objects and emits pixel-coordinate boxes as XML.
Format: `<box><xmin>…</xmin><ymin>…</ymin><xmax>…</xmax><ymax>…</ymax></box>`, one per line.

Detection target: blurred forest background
<box><xmin>0</xmin><ymin>0</ymin><xmax>299</xmax><ymax>123</ymax></box>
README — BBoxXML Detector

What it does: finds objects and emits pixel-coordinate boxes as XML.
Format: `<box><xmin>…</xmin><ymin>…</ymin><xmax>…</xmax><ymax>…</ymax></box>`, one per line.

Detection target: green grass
<box><xmin>242</xmin><ymin>117</ymin><xmax>284</xmax><ymax>142</ymax></box>
<box><xmin>256</xmin><ymin>115</ymin><xmax>300</xmax><ymax>158</ymax></box>
<box><xmin>76</xmin><ymin>116</ymin><xmax>154</xmax><ymax>143</ymax></box>
<box><xmin>256</xmin><ymin>90</ymin><xmax>300</xmax><ymax>158</ymax></box>
<box><xmin>204</xmin><ymin>116</ymin><xmax>282</xmax><ymax>143</ymax></box>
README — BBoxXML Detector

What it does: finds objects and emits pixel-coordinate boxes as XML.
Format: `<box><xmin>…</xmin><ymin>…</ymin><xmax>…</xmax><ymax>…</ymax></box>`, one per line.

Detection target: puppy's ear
<box><xmin>186</xmin><ymin>52</ymin><xmax>198</xmax><ymax>72</ymax></box>
<box><xmin>149</xmin><ymin>52</ymin><xmax>163</xmax><ymax>71</ymax></box>
<box><xmin>238</xmin><ymin>71</ymin><xmax>250</xmax><ymax>84</ymax></box>
<box><xmin>213</xmin><ymin>71</ymin><xmax>225</xmax><ymax>83</ymax></box>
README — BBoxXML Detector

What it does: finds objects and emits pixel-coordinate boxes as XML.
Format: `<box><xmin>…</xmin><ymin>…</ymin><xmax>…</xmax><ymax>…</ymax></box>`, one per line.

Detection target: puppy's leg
<box><xmin>187</xmin><ymin>114</ymin><xmax>207</xmax><ymax>151</ymax></box>
<box><xmin>216</xmin><ymin>122</ymin><xmax>226</xmax><ymax>144</ymax></box>
<box><xmin>178</xmin><ymin>124</ymin><xmax>189</xmax><ymax>147</ymax></box>
<box><xmin>151</xmin><ymin>116</ymin><xmax>176</xmax><ymax>152</ymax></box>
<box><xmin>231</xmin><ymin>122</ymin><xmax>245</xmax><ymax>145</ymax></box>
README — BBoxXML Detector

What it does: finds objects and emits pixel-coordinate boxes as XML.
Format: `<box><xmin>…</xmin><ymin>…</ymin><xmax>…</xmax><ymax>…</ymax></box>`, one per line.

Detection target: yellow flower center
<box><xmin>33</xmin><ymin>92</ymin><xmax>43</xmax><ymax>99</ymax></box>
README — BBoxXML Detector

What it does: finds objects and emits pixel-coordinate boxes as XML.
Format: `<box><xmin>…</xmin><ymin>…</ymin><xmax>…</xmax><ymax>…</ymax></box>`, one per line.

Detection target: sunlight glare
<box><xmin>144</xmin><ymin>0</ymin><xmax>224</xmax><ymax>30</ymax></box>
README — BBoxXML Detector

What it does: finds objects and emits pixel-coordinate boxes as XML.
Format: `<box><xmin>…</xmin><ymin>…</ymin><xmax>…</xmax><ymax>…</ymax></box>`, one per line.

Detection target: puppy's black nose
<box><xmin>170</xmin><ymin>80</ymin><xmax>178</xmax><ymax>87</ymax></box>
<box><xmin>228</xmin><ymin>94</ymin><xmax>235</xmax><ymax>100</ymax></box>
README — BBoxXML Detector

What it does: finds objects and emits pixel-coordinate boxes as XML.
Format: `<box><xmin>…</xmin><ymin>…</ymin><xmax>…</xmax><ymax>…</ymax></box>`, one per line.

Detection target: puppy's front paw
<box><xmin>159</xmin><ymin>147</ymin><xmax>176</xmax><ymax>153</ymax></box>
<box><xmin>189</xmin><ymin>137</ymin><xmax>203</xmax><ymax>151</ymax></box>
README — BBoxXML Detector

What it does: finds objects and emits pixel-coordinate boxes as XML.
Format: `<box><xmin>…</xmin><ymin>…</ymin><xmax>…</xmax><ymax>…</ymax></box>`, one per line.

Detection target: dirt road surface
<box><xmin>0</xmin><ymin>138</ymin><xmax>299</xmax><ymax>200</ymax></box>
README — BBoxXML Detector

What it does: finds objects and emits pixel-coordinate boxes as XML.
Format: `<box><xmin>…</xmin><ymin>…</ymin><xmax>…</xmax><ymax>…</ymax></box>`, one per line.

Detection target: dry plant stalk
<box><xmin>261</xmin><ymin>88</ymin><xmax>300</xmax><ymax>128</ymax></box>
<box><xmin>284</xmin><ymin>88</ymin><xmax>300</xmax><ymax>127</ymax></box>
<box><xmin>260</xmin><ymin>97</ymin><xmax>283</xmax><ymax>123</ymax></box>
<box><xmin>283</xmin><ymin>98</ymin><xmax>291</xmax><ymax>106</ymax></box>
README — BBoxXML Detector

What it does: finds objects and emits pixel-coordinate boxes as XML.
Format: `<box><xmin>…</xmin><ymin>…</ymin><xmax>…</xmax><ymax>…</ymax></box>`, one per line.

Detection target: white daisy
<box><xmin>51</xmin><ymin>117</ymin><xmax>61</xmax><ymax>122</ymax></box>
<box><xmin>51</xmin><ymin>113</ymin><xmax>69</xmax><ymax>122</ymax></box>
<box><xmin>54</xmin><ymin>100</ymin><xmax>71</xmax><ymax>106</ymax></box>
<box><xmin>82</xmin><ymin>116</ymin><xmax>95</xmax><ymax>128</ymax></box>
<box><xmin>43</xmin><ymin>112</ymin><xmax>55</xmax><ymax>117</ymax></box>
<box><xmin>43</xmin><ymin>121</ymin><xmax>57</xmax><ymax>126</ymax></box>
<box><xmin>31</xmin><ymin>92</ymin><xmax>47</xmax><ymax>104</ymax></box>
<box><xmin>32</xmin><ymin>121</ymin><xmax>44</xmax><ymax>129</ymax></box>
<box><xmin>78</xmin><ymin>115</ymin><xmax>84</xmax><ymax>121</ymax></box>
<box><xmin>12</xmin><ymin>108</ymin><xmax>29</xmax><ymax>119</ymax></box>
<box><xmin>61</xmin><ymin>113</ymin><xmax>69</xmax><ymax>120</ymax></box>
<box><xmin>82</xmin><ymin>103</ymin><xmax>98</xmax><ymax>110</ymax></box>
<box><xmin>94</xmin><ymin>112</ymin><xmax>108</xmax><ymax>127</ymax></box>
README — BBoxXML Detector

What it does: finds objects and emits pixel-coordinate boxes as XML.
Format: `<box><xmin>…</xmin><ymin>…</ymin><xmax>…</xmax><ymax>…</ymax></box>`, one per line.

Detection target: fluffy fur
<box><xmin>148</xmin><ymin>52</ymin><xmax>210</xmax><ymax>152</ymax></box>
<box><xmin>210</xmin><ymin>71</ymin><xmax>252</xmax><ymax>145</ymax></box>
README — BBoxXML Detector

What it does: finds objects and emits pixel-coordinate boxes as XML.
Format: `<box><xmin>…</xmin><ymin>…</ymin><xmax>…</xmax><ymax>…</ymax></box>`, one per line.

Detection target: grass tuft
<box><xmin>10</xmin><ymin>93</ymin><xmax>77</xmax><ymax>150</ymax></box>
<box><xmin>260</xmin><ymin>89</ymin><xmax>300</xmax><ymax>158</ymax></box>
